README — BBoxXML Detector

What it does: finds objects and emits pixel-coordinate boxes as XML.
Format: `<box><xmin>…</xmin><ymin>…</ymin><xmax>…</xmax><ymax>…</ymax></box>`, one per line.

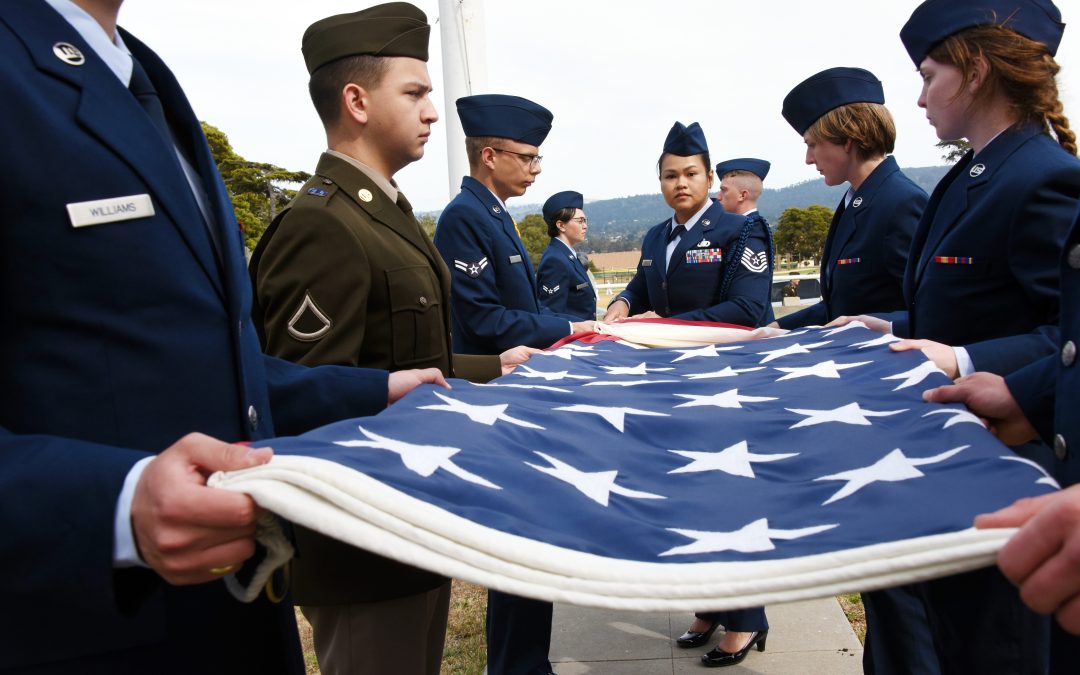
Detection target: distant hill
<box><xmin>421</xmin><ymin>165</ymin><xmax>950</xmax><ymax>252</ymax></box>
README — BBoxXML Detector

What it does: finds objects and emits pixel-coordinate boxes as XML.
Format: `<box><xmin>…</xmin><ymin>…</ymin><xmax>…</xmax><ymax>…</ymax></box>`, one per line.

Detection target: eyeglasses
<box><xmin>569</xmin><ymin>216</ymin><xmax>588</xmax><ymax>225</ymax></box>
<box><xmin>492</xmin><ymin>147</ymin><xmax>543</xmax><ymax>168</ymax></box>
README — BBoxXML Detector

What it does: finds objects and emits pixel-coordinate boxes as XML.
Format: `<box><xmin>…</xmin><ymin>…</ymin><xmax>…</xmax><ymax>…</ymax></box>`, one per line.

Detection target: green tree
<box><xmin>518</xmin><ymin>213</ymin><xmax>550</xmax><ymax>268</ymax></box>
<box><xmin>418</xmin><ymin>214</ymin><xmax>437</xmax><ymax>240</ymax></box>
<box><xmin>936</xmin><ymin>139</ymin><xmax>971</xmax><ymax>163</ymax></box>
<box><xmin>773</xmin><ymin>205</ymin><xmax>832</xmax><ymax>264</ymax></box>
<box><xmin>201</xmin><ymin>122</ymin><xmax>311</xmax><ymax>249</ymax></box>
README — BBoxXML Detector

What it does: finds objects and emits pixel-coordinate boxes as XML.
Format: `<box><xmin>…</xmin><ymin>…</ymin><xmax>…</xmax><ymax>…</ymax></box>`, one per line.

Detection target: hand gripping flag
<box><xmin>210</xmin><ymin>323</ymin><xmax>1058</xmax><ymax>610</ymax></box>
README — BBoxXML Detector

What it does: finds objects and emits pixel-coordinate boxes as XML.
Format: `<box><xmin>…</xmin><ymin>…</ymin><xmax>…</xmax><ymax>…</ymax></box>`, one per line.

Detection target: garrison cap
<box><xmin>542</xmin><ymin>191</ymin><xmax>584</xmax><ymax>226</ymax></box>
<box><xmin>302</xmin><ymin>2</ymin><xmax>430</xmax><ymax>75</ymax></box>
<box><xmin>715</xmin><ymin>158</ymin><xmax>771</xmax><ymax>181</ymax></box>
<box><xmin>900</xmin><ymin>0</ymin><xmax>1065</xmax><ymax>66</ymax></box>
<box><xmin>782</xmin><ymin>67</ymin><xmax>884</xmax><ymax>135</ymax></box>
<box><xmin>663</xmin><ymin>122</ymin><xmax>709</xmax><ymax>156</ymax></box>
<box><xmin>456</xmin><ymin>94</ymin><xmax>554</xmax><ymax>146</ymax></box>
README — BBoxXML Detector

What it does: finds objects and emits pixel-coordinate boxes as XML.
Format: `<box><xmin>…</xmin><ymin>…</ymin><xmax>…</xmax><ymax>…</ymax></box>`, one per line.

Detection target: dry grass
<box><xmin>295</xmin><ymin>581</ymin><xmax>488</xmax><ymax>675</ymax></box>
<box><xmin>837</xmin><ymin>593</ymin><xmax>867</xmax><ymax>645</ymax></box>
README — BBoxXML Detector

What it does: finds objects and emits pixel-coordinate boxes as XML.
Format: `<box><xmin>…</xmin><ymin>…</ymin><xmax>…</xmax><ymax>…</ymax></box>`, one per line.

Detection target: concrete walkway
<box><xmin>549</xmin><ymin>597</ymin><xmax>862</xmax><ymax>674</ymax></box>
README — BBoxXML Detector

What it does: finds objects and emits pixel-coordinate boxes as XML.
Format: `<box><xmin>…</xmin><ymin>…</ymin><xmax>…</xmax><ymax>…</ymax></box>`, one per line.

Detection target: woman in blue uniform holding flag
<box><xmin>776</xmin><ymin>67</ymin><xmax>926</xmax><ymax>330</ymax></box>
<box><xmin>602</xmin><ymin>122</ymin><xmax>774</xmax><ymax>328</ymax></box>
<box><xmin>836</xmin><ymin>0</ymin><xmax>1080</xmax><ymax>671</ymax></box>
<box><xmin>536</xmin><ymin>190</ymin><xmax>597</xmax><ymax>320</ymax></box>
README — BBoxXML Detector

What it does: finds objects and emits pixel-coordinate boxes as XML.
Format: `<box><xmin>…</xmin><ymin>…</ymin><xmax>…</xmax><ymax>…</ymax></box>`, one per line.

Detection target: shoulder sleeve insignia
<box><xmin>287</xmin><ymin>292</ymin><xmax>332</xmax><ymax>342</ymax></box>
<box><xmin>542</xmin><ymin>284</ymin><xmax>561</xmax><ymax>295</ymax></box>
<box><xmin>454</xmin><ymin>257</ymin><xmax>489</xmax><ymax>278</ymax></box>
<box><xmin>740</xmin><ymin>248</ymin><xmax>769</xmax><ymax>273</ymax></box>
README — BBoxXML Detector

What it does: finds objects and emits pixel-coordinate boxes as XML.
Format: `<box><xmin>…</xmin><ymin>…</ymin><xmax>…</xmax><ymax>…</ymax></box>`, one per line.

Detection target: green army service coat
<box><xmin>249</xmin><ymin>152</ymin><xmax>499</xmax><ymax>605</ymax></box>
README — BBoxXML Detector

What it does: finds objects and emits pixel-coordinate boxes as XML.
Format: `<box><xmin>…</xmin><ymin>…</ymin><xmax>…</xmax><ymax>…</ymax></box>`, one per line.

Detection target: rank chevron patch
<box><xmin>740</xmin><ymin>248</ymin><xmax>768</xmax><ymax>273</ymax></box>
<box><xmin>454</xmin><ymin>257</ymin><xmax>489</xmax><ymax>278</ymax></box>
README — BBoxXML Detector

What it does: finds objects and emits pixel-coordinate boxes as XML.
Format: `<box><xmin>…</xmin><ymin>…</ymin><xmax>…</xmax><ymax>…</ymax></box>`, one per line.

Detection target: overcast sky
<box><xmin>119</xmin><ymin>0</ymin><xmax>1078</xmax><ymax>212</ymax></box>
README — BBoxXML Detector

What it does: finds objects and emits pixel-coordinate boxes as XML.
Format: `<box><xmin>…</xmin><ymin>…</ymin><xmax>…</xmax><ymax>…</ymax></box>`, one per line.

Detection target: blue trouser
<box><xmin>486</xmin><ymin>590</ymin><xmax>552</xmax><ymax>675</ymax></box>
<box><xmin>862</xmin><ymin>586</ymin><xmax>941</xmax><ymax>675</ymax></box>
<box><xmin>696</xmin><ymin>606</ymin><xmax>769</xmax><ymax>633</ymax></box>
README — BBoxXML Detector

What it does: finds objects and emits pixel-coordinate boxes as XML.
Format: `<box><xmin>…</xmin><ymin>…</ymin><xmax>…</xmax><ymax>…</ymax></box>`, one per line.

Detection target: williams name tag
<box><xmin>67</xmin><ymin>194</ymin><xmax>154</xmax><ymax>228</ymax></box>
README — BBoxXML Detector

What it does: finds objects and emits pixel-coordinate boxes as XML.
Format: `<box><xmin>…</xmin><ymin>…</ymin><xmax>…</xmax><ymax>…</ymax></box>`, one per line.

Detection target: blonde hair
<box><xmin>929</xmin><ymin>25</ymin><xmax>1076</xmax><ymax>156</ymax></box>
<box><xmin>720</xmin><ymin>170</ymin><xmax>763</xmax><ymax>201</ymax></box>
<box><xmin>806</xmin><ymin>102</ymin><xmax>896</xmax><ymax>159</ymax></box>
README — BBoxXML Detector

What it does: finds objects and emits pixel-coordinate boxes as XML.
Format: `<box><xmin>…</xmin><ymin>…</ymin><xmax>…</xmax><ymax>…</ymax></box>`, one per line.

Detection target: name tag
<box><xmin>508</xmin><ymin>254</ymin><xmax>523</xmax><ymax>264</ymax></box>
<box><xmin>642</xmin><ymin>259</ymin><xmax>653</xmax><ymax>267</ymax></box>
<box><xmin>67</xmin><ymin>194</ymin><xmax>154</xmax><ymax>228</ymax></box>
<box><xmin>575</xmin><ymin>282</ymin><xmax>589</xmax><ymax>291</ymax></box>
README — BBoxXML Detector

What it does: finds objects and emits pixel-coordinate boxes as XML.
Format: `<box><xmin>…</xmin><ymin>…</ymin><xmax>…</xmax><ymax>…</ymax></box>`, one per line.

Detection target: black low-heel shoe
<box><xmin>675</xmin><ymin>621</ymin><xmax>719</xmax><ymax>648</ymax></box>
<box><xmin>700</xmin><ymin>630</ymin><xmax>767</xmax><ymax>667</ymax></box>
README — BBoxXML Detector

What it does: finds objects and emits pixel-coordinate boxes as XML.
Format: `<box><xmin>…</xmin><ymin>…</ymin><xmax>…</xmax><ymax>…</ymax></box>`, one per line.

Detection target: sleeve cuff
<box><xmin>954</xmin><ymin>346</ymin><xmax>975</xmax><ymax>377</ymax></box>
<box><xmin>114</xmin><ymin>456</ymin><xmax>154</xmax><ymax>568</ymax></box>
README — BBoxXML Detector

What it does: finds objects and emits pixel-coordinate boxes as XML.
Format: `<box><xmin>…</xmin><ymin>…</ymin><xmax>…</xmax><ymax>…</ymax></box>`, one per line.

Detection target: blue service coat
<box><xmin>435</xmin><ymin>176</ymin><xmax>572</xmax><ymax>353</ymax></box>
<box><xmin>536</xmin><ymin>238</ymin><xmax>597</xmax><ymax>320</ymax></box>
<box><xmin>1007</xmin><ymin>207</ymin><xmax>1080</xmax><ymax>487</ymax></box>
<box><xmin>0</xmin><ymin>4</ymin><xmax>387</xmax><ymax>672</ymax></box>
<box><xmin>616</xmin><ymin>202</ymin><xmax>774</xmax><ymax>327</ymax></box>
<box><xmin>887</xmin><ymin>125</ymin><xmax>1080</xmax><ymax>376</ymax></box>
<box><xmin>779</xmin><ymin>156</ymin><xmax>925</xmax><ymax>328</ymax></box>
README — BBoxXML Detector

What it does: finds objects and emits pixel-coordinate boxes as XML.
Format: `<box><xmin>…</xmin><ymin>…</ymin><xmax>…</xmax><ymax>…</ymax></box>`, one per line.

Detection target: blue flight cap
<box><xmin>542</xmin><ymin>191</ymin><xmax>584</xmax><ymax>226</ymax></box>
<box><xmin>782</xmin><ymin>67</ymin><xmax>885</xmax><ymax>135</ymax></box>
<box><xmin>715</xmin><ymin>158</ymin><xmax>771</xmax><ymax>181</ymax></box>
<box><xmin>456</xmin><ymin>94</ymin><xmax>553</xmax><ymax>146</ymax></box>
<box><xmin>901</xmin><ymin>0</ymin><xmax>1064</xmax><ymax>66</ymax></box>
<box><xmin>663</xmin><ymin>122</ymin><xmax>709</xmax><ymax>156</ymax></box>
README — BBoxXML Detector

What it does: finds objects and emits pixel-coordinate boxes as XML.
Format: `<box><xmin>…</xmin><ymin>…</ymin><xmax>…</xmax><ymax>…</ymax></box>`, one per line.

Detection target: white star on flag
<box><xmin>786</xmin><ymin>402</ymin><xmax>907</xmax><ymax>429</ymax></box>
<box><xmin>419</xmin><ymin>391</ymin><xmax>542</xmax><ymax>429</ymax></box>
<box><xmin>335</xmin><ymin>426</ymin><xmax>500</xmax><ymax>489</ymax></box>
<box><xmin>512</xmin><ymin>365</ymin><xmax>594</xmax><ymax>381</ymax></box>
<box><xmin>584</xmin><ymin>379</ymin><xmax>679</xmax><ymax>388</ymax></box>
<box><xmin>661</xmin><ymin>518</ymin><xmax>837</xmax><ymax>556</ymax></box>
<box><xmin>472</xmin><ymin>382</ymin><xmax>572</xmax><ymax>393</ymax></box>
<box><xmin>553</xmin><ymin>404</ymin><xmax>669</xmax><ymax>432</ymax></box>
<box><xmin>668</xmin><ymin>440</ymin><xmax>799</xmax><ymax>478</ymax></box>
<box><xmin>534</xmin><ymin>345</ymin><xmax>596</xmax><ymax>360</ymax></box>
<box><xmin>525</xmin><ymin>451</ymin><xmax>666</xmax><ymax>506</ymax></box>
<box><xmin>673</xmin><ymin>388</ymin><xmax>778</xmax><ymax>409</ymax></box>
<box><xmin>815</xmin><ymin>446</ymin><xmax>968</xmax><ymax>505</ymax></box>
<box><xmin>923</xmin><ymin>408</ymin><xmax>984</xmax><ymax>429</ymax></box>
<box><xmin>852</xmin><ymin>333</ymin><xmax>902</xmax><ymax>349</ymax></box>
<box><xmin>1001</xmin><ymin>455</ymin><xmax>1061</xmax><ymax>488</ymax></box>
<box><xmin>683</xmin><ymin>366</ymin><xmax>765</xmax><ymax>380</ymax></box>
<box><xmin>882</xmin><ymin>360</ymin><xmax>944</xmax><ymax>391</ymax></box>
<box><xmin>756</xmin><ymin>341</ymin><xmax>832</xmax><ymax>363</ymax></box>
<box><xmin>600</xmin><ymin>362</ymin><xmax>675</xmax><ymax>375</ymax></box>
<box><xmin>821</xmin><ymin>321</ymin><xmax>868</xmax><ymax>336</ymax></box>
<box><xmin>774</xmin><ymin>360</ymin><xmax>872</xmax><ymax>381</ymax></box>
<box><xmin>672</xmin><ymin>344</ymin><xmax>742</xmax><ymax>362</ymax></box>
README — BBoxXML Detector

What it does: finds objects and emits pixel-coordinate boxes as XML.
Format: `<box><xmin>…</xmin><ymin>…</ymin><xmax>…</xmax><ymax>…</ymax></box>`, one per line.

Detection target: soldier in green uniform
<box><xmin>249</xmin><ymin>4</ymin><xmax>534</xmax><ymax>674</ymax></box>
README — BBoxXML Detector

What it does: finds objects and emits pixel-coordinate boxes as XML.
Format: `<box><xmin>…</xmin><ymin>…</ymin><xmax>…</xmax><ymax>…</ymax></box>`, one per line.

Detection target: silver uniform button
<box><xmin>1063</xmin><ymin>340</ymin><xmax>1076</xmax><ymax>367</ymax></box>
<box><xmin>1054</xmin><ymin>433</ymin><xmax>1068</xmax><ymax>461</ymax></box>
<box><xmin>248</xmin><ymin>405</ymin><xmax>259</xmax><ymax>430</ymax></box>
<box><xmin>1069</xmin><ymin>243</ymin><xmax>1080</xmax><ymax>270</ymax></box>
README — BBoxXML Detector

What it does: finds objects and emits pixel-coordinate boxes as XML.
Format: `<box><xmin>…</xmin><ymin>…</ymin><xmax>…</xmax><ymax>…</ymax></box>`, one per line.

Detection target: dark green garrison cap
<box><xmin>302</xmin><ymin>2</ymin><xmax>430</xmax><ymax>75</ymax></box>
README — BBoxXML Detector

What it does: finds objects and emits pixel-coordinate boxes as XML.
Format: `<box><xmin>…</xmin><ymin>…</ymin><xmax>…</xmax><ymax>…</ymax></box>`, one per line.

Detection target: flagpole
<box><xmin>438</xmin><ymin>0</ymin><xmax>488</xmax><ymax>198</ymax></box>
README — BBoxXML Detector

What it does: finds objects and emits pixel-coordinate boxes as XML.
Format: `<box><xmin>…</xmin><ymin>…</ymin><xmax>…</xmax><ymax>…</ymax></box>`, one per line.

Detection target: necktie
<box><xmin>396</xmin><ymin>191</ymin><xmax>414</xmax><ymax>216</ymax></box>
<box><xmin>128</xmin><ymin>56</ymin><xmax>173</xmax><ymax>147</ymax></box>
<box><xmin>667</xmin><ymin>223</ymin><xmax>686</xmax><ymax>243</ymax></box>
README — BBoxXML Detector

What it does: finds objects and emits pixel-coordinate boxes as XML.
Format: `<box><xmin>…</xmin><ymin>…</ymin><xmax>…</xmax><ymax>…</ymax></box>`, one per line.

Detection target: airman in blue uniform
<box><xmin>434</xmin><ymin>95</ymin><xmax>594</xmax><ymax>358</ymax></box>
<box><xmin>536</xmin><ymin>190</ymin><xmax>597</xmax><ymax>320</ymax></box>
<box><xmin>777</xmin><ymin>68</ymin><xmax>927</xmax><ymax>331</ymax></box>
<box><xmin>603</xmin><ymin>122</ymin><xmax>774</xmax><ymax>328</ymax></box>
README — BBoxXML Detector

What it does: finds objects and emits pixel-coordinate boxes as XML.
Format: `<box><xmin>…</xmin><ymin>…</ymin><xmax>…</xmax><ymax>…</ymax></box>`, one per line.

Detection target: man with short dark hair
<box><xmin>249</xmin><ymin>5</ymin><xmax>533</xmax><ymax>674</ymax></box>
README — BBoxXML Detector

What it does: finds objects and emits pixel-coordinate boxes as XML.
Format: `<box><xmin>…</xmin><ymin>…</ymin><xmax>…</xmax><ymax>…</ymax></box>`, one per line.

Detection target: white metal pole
<box><xmin>438</xmin><ymin>0</ymin><xmax>488</xmax><ymax>198</ymax></box>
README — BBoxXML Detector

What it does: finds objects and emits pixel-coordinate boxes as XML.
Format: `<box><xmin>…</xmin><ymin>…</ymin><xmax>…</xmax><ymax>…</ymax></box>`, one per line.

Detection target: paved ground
<box><xmin>549</xmin><ymin>597</ymin><xmax>863</xmax><ymax>674</ymax></box>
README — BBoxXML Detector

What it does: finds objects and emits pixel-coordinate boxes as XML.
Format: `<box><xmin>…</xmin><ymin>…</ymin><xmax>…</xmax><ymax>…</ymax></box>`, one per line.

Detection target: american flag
<box><xmin>215</xmin><ymin>324</ymin><xmax>1058</xmax><ymax>610</ymax></box>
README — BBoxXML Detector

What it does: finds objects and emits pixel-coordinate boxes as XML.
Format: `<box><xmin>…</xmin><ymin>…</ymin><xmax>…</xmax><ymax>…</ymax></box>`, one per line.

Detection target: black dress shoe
<box><xmin>700</xmin><ymin>630</ymin><xmax>767</xmax><ymax>667</ymax></box>
<box><xmin>675</xmin><ymin>621</ymin><xmax>719</xmax><ymax>648</ymax></box>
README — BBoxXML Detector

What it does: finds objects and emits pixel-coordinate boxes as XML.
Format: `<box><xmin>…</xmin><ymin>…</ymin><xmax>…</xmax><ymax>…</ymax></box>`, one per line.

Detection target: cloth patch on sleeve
<box><xmin>740</xmin><ymin>248</ymin><xmax>768</xmax><ymax>273</ymax></box>
<box><xmin>454</xmin><ymin>257</ymin><xmax>489</xmax><ymax>278</ymax></box>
